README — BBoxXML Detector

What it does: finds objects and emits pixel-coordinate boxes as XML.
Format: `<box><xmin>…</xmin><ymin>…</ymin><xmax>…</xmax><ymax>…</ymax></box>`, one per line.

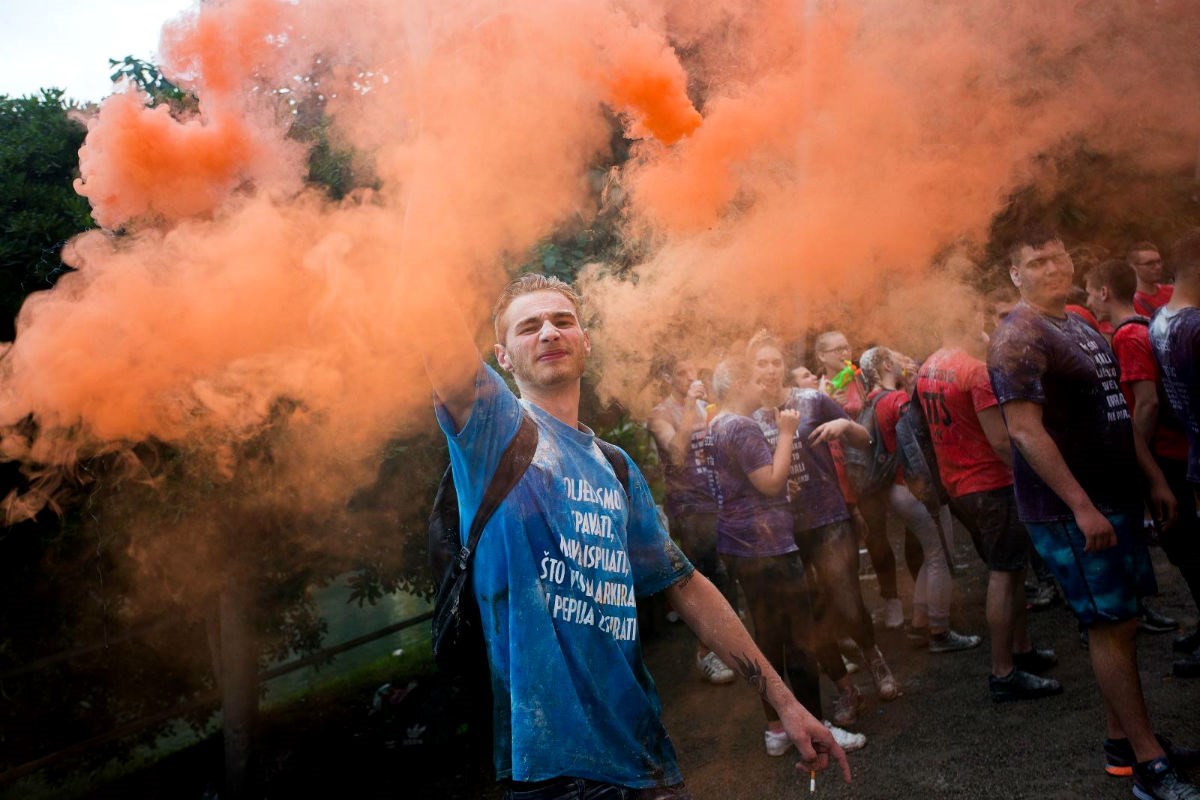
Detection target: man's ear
<box><xmin>582</xmin><ymin>329</ymin><xmax>592</xmax><ymax>356</ymax></box>
<box><xmin>1101</xmin><ymin>286</ymin><xmax>1112</xmax><ymax>302</ymax></box>
<box><xmin>1009</xmin><ymin>266</ymin><xmax>1021</xmax><ymax>288</ymax></box>
<box><xmin>494</xmin><ymin>342</ymin><xmax>512</xmax><ymax>372</ymax></box>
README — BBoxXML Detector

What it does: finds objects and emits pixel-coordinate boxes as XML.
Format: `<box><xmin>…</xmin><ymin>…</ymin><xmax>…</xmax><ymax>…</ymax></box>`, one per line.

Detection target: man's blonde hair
<box><xmin>492</xmin><ymin>274</ymin><xmax>583</xmax><ymax>341</ymax></box>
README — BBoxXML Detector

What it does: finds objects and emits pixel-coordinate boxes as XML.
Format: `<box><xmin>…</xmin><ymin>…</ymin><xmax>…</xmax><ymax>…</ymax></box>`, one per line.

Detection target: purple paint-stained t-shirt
<box><xmin>648</xmin><ymin>396</ymin><xmax>718</xmax><ymax>517</ymax></box>
<box><xmin>705</xmin><ymin>412</ymin><xmax>797</xmax><ymax>557</ymax></box>
<box><xmin>1150</xmin><ymin>306</ymin><xmax>1200</xmax><ymax>484</ymax></box>
<box><xmin>752</xmin><ymin>388</ymin><xmax>851</xmax><ymax>532</ymax></box>
<box><xmin>987</xmin><ymin>301</ymin><xmax>1141</xmax><ymax>522</ymax></box>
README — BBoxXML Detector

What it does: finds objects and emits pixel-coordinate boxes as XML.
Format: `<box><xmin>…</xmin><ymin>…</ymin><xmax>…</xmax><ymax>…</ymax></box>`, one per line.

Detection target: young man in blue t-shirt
<box><xmin>1150</xmin><ymin>229</ymin><xmax>1200</xmax><ymax>677</ymax></box>
<box><xmin>422</xmin><ymin>274</ymin><xmax>849</xmax><ymax>799</ymax></box>
<box><xmin>988</xmin><ymin>226</ymin><xmax>1197</xmax><ymax>800</ymax></box>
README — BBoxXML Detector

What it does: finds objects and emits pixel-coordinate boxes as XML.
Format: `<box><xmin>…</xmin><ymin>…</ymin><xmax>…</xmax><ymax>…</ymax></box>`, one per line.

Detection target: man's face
<box><xmin>751</xmin><ymin>345</ymin><xmax>785</xmax><ymax>394</ymax></box>
<box><xmin>1129</xmin><ymin>249</ymin><xmax>1163</xmax><ymax>285</ymax></box>
<box><xmin>1083</xmin><ymin>279</ymin><xmax>1110</xmax><ymax>322</ymax></box>
<box><xmin>1010</xmin><ymin>240</ymin><xmax>1074</xmax><ymax>311</ymax></box>
<box><xmin>669</xmin><ymin>362</ymin><xmax>696</xmax><ymax>397</ymax></box>
<box><xmin>987</xmin><ymin>299</ymin><xmax>1017</xmax><ymax>334</ymax></box>
<box><xmin>815</xmin><ymin>334</ymin><xmax>852</xmax><ymax>374</ymax></box>
<box><xmin>494</xmin><ymin>290</ymin><xmax>590</xmax><ymax>389</ymax></box>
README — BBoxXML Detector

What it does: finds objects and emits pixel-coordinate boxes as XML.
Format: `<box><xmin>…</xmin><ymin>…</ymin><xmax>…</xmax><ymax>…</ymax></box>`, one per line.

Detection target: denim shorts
<box><xmin>1023</xmin><ymin>512</ymin><xmax>1157</xmax><ymax>626</ymax></box>
<box><xmin>504</xmin><ymin>777</ymin><xmax>691</xmax><ymax>800</ymax></box>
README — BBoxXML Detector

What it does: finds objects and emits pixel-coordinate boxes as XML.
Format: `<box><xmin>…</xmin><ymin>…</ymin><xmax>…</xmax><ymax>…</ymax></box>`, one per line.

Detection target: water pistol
<box><xmin>829</xmin><ymin>360</ymin><xmax>861</xmax><ymax>392</ymax></box>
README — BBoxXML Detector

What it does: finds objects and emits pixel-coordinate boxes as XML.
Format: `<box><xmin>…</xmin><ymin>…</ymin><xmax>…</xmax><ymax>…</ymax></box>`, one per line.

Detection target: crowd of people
<box><xmin>645</xmin><ymin>226</ymin><xmax>1200</xmax><ymax>799</ymax></box>
<box><xmin>424</xmin><ymin>224</ymin><xmax>1200</xmax><ymax>800</ymax></box>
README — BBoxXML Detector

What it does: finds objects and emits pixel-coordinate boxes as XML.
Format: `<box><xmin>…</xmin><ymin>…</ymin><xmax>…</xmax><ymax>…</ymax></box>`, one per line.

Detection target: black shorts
<box><xmin>950</xmin><ymin>486</ymin><xmax>1029</xmax><ymax>572</ymax></box>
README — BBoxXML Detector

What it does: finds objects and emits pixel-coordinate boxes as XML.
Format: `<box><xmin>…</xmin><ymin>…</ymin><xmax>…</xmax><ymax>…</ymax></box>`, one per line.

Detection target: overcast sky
<box><xmin>1</xmin><ymin>0</ymin><xmax>195</xmax><ymax>103</ymax></box>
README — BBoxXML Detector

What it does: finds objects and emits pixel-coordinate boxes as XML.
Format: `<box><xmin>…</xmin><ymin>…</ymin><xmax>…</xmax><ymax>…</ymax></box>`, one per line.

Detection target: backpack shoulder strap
<box><xmin>458</xmin><ymin>412</ymin><xmax>539</xmax><ymax>566</ymax></box>
<box><xmin>594</xmin><ymin>438</ymin><xmax>631</xmax><ymax>495</ymax></box>
<box><xmin>1113</xmin><ymin>316</ymin><xmax>1150</xmax><ymax>335</ymax></box>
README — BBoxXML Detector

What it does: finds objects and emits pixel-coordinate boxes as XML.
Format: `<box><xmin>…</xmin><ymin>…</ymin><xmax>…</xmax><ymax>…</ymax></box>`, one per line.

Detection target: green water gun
<box><xmin>829</xmin><ymin>360</ymin><xmax>860</xmax><ymax>391</ymax></box>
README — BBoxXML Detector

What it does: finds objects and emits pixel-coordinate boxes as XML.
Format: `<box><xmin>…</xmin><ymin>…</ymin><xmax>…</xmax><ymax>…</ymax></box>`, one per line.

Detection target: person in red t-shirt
<box><xmin>1128</xmin><ymin>241</ymin><xmax>1175</xmax><ymax>317</ymax></box>
<box><xmin>917</xmin><ymin>304</ymin><xmax>1063</xmax><ymax>702</ymax></box>
<box><xmin>1085</xmin><ymin>259</ymin><xmax>1198</xmax><ymax>638</ymax></box>
<box><xmin>813</xmin><ymin>330</ymin><xmax>903</xmax><ymax>628</ymax></box>
<box><xmin>858</xmin><ymin>346</ymin><xmax>980</xmax><ymax>653</ymax></box>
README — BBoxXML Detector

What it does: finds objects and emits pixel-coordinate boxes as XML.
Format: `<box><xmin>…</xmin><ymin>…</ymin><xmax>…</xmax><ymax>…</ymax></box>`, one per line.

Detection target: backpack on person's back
<box><xmin>842</xmin><ymin>393</ymin><xmax>900</xmax><ymax>497</ymax></box>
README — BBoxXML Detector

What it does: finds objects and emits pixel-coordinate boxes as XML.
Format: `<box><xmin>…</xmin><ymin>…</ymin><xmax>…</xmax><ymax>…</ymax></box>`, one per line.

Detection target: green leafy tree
<box><xmin>0</xmin><ymin>89</ymin><xmax>94</xmax><ymax>340</ymax></box>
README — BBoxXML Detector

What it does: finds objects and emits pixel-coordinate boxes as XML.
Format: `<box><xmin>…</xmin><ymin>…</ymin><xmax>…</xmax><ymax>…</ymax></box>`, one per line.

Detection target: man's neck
<box><xmin>1136</xmin><ymin>277</ymin><xmax>1159</xmax><ymax>297</ymax></box>
<box><xmin>517</xmin><ymin>380</ymin><xmax>582</xmax><ymax>430</ymax></box>
<box><xmin>1110</xmin><ymin>302</ymin><xmax>1140</xmax><ymax>324</ymax></box>
<box><xmin>1024</xmin><ymin>296</ymin><xmax>1067</xmax><ymax>318</ymax></box>
<box><xmin>1166</xmin><ymin>277</ymin><xmax>1200</xmax><ymax>311</ymax></box>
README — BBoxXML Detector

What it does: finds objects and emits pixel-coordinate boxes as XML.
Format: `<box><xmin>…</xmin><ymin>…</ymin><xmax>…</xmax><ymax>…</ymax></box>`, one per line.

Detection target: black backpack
<box><xmin>843</xmin><ymin>394</ymin><xmax>900</xmax><ymax>497</ymax></box>
<box><xmin>894</xmin><ymin>384</ymin><xmax>948</xmax><ymax>511</ymax></box>
<box><xmin>427</xmin><ymin>412</ymin><xmax>630</xmax><ymax>672</ymax></box>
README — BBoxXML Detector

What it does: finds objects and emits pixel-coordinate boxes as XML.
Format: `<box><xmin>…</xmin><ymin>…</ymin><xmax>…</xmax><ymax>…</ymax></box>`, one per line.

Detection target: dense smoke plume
<box><xmin>584</xmin><ymin>0</ymin><xmax>1200</xmax><ymax>406</ymax></box>
<box><xmin>5</xmin><ymin>0</ymin><xmax>1200</xmax><ymax>522</ymax></box>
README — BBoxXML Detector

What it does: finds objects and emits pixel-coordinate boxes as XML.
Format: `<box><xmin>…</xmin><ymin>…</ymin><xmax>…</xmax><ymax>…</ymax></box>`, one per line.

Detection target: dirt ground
<box><xmin>649</xmin><ymin>535</ymin><xmax>1200</xmax><ymax>800</ymax></box>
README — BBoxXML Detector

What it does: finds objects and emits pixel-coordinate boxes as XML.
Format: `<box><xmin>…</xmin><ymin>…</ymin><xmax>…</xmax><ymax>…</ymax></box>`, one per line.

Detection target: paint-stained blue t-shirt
<box><xmin>1150</xmin><ymin>306</ymin><xmax>1200</xmax><ymax>484</ymax></box>
<box><xmin>987</xmin><ymin>302</ymin><xmax>1140</xmax><ymax>522</ymax></box>
<box><xmin>435</xmin><ymin>365</ymin><xmax>692</xmax><ymax>787</ymax></box>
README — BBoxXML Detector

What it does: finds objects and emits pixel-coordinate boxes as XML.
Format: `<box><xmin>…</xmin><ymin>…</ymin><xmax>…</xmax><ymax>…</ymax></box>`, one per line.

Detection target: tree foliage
<box><xmin>0</xmin><ymin>89</ymin><xmax>94</xmax><ymax>340</ymax></box>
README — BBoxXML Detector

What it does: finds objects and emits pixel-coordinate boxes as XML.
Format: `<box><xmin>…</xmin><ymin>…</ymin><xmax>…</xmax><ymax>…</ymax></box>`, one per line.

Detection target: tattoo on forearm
<box><xmin>731</xmin><ymin>653</ymin><xmax>767</xmax><ymax>698</ymax></box>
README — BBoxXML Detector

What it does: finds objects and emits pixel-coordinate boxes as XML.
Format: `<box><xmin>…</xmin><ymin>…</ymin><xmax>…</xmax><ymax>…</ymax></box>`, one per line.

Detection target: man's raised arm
<box><xmin>417</xmin><ymin>302</ymin><xmax>484</xmax><ymax>433</ymax></box>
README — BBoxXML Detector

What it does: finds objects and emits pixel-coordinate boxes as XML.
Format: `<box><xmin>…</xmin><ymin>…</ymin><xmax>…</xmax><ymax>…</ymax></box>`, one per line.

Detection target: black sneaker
<box><xmin>1174</xmin><ymin>652</ymin><xmax>1200</xmax><ymax>679</ymax></box>
<box><xmin>1013</xmin><ymin>646</ymin><xmax>1058</xmax><ymax>674</ymax></box>
<box><xmin>989</xmin><ymin>669</ymin><xmax>1063</xmax><ymax>703</ymax></box>
<box><xmin>1133</xmin><ymin>757</ymin><xmax>1200</xmax><ymax>800</ymax></box>
<box><xmin>1174</xmin><ymin>627</ymin><xmax>1200</xmax><ymax>655</ymax></box>
<box><xmin>1106</xmin><ymin>737</ymin><xmax>1200</xmax><ymax>779</ymax></box>
<box><xmin>1139</xmin><ymin>604</ymin><xmax>1180</xmax><ymax>634</ymax></box>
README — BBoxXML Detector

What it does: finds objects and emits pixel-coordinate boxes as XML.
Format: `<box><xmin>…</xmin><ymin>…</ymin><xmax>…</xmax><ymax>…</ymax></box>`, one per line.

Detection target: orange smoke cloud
<box><xmin>74</xmin><ymin>0</ymin><xmax>304</xmax><ymax>229</ymax></box>
<box><xmin>10</xmin><ymin>0</ymin><xmax>1200</xmax><ymax>517</ymax></box>
<box><xmin>2</xmin><ymin>0</ymin><xmax>701</xmax><ymax>519</ymax></box>
<box><xmin>582</xmin><ymin>0</ymin><xmax>1200</xmax><ymax>406</ymax></box>
<box><xmin>603</xmin><ymin>22</ymin><xmax>701</xmax><ymax>145</ymax></box>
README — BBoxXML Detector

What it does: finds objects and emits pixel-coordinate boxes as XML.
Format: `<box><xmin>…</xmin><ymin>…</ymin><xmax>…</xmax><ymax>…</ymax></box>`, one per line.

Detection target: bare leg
<box><xmin>987</xmin><ymin>570</ymin><xmax>1017</xmax><ymax>676</ymax></box>
<box><xmin>1088</xmin><ymin>619</ymin><xmax>1164</xmax><ymax>763</ymax></box>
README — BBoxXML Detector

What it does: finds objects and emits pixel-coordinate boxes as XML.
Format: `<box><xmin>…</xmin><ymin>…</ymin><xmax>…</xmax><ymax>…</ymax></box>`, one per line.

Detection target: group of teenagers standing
<box><xmin>648</xmin><ymin>225</ymin><xmax>1200</xmax><ymax>800</ymax></box>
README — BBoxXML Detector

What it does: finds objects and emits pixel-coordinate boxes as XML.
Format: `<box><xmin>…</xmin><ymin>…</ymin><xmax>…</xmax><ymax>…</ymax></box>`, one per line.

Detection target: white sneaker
<box><xmin>697</xmin><ymin>651</ymin><xmax>735</xmax><ymax>684</ymax></box>
<box><xmin>883</xmin><ymin>598</ymin><xmax>904</xmax><ymax>630</ymax></box>
<box><xmin>764</xmin><ymin>728</ymin><xmax>792</xmax><ymax>757</ymax></box>
<box><xmin>823</xmin><ymin>720</ymin><xmax>867</xmax><ymax>752</ymax></box>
